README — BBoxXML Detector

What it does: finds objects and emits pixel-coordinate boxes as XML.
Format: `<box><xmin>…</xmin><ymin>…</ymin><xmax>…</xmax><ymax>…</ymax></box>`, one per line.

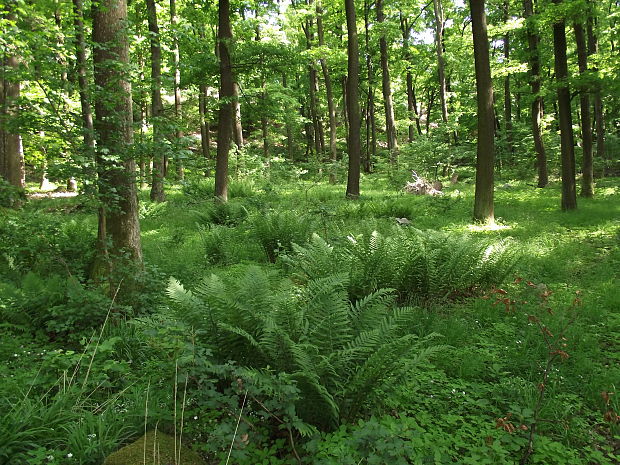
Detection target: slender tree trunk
<box><xmin>503</xmin><ymin>1</ymin><xmax>514</xmax><ymax>156</ymax></box>
<box><xmin>146</xmin><ymin>0</ymin><xmax>165</xmax><ymax>202</ymax></box>
<box><xmin>377</xmin><ymin>0</ymin><xmax>398</xmax><ymax>162</ymax></box>
<box><xmin>199</xmin><ymin>84</ymin><xmax>211</xmax><ymax>175</ymax></box>
<box><xmin>470</xmin><ymin>0</ymin><xmax>495</xmax><ymax>223</ymax></box>
<box><xmin>363</xmin><ymin>0</ymin><xmax>375</xmax><ymax>173</ymax></box>
<box><xmin>587</xmin><ymin>9</ymin><xmax>605</xmax><ymax>162</ymax></box>
<box><xmin>433</xmin><ymin>0</ymin><xmax>449</xmax><ymax>126</ymax></box>
<box><xmin>400</xmin><ymin>15</ymin><xmax>422</xmax><ymax>140</ymax></box>
<box><xmin>574</xmin><ymin>21</ymin><xmax>593</xmax><ymax>197</ymax></box>
<box><xmin>317</xmin><ymin>2</ymin><xmax>337</xmax><ymax>169</ymax></box>
<box><xmin>553</xmin><ymin>0</ymin><xmax>577</xmax><ymax>210</ymax></box>
<box><xmin>232</xmin><ymin>82</ymin><xmax>244</xmax><ymax>147</ymax></box>
<box><xmin>523</xmin><ymin>0</ymin><xmax>548</xmax><ymax>187</ymax></box>
<box><xmin>215</xmin><ymin>0</ymin><xmax>234</xmax><ymax>202</ymax></box>
<box><xmin>282</xmin><ymin>73</ymin><xmax>295</xmax><ymax>160</ymax></box>
<box><xmin>170</xmin><ymin>0</ymin><xmax>184</xmax><ymax>179</ymax></box>
<box><xmin>0</xmin><ymin>5</ymin><xmax>25</xmax><ymax>190</ymax></box>
<box><xmin>425</xmin><ymin>87</ymin><xmax>435</xmax><ymax>134</ymax></box>
<box><xmin>92</xmin><ymin>0</ymin><xmax>142</xmax><ymax>272</ymax></box>
<box><xmin>345</xmin><ymin>0</ymin><xmax>360</xmax><ymax>198</ymax></box>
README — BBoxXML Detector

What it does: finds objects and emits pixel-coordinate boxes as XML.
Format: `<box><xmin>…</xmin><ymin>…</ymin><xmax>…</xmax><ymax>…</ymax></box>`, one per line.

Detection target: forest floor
<box><xmin>1</xmin><ymin>172</ymin><xmax>619</xmax><ymax>464</ymax></box>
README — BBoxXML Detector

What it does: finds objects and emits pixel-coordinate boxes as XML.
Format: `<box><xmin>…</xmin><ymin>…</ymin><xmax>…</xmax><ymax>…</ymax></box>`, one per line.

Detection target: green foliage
<box><xmin>0</xmin><ymin>178</ymin><xmax>26</xmax><ymax>208</ymax></box>
<box><xmin>251</xmin><ymin>211</ymin><xmax>313</xmax><ymax>262</ymax></box>
<box><xmin>167</xmin><ymin>266</ymin><xmax>440</xmax><ymax>429</ymax></box>
<box><xmin>194</xmin><ymin>201</ymin><xmax>248</xmax><ymax>227</ymax></box>
<box><xmin>286</xmin><ymin>229</ymin><xmax>519</xmax><ymax>304</ymax></box>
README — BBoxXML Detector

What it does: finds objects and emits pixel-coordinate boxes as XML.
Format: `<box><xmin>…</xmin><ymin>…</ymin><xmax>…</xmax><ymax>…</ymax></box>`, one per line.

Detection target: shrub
<box><xmin>0</xmin><ymin>178</ymin><xmax>26</xmax><ymax>208</ymax></box>
<box><xmin>251</xmin><ymin>211</ymin><xmax>313</xmax><ymax>262</ymax></box>
<box><xmin>194</xmin><ymin>201</ymin><xmax>248</xmax><ymax>227</ymax></box>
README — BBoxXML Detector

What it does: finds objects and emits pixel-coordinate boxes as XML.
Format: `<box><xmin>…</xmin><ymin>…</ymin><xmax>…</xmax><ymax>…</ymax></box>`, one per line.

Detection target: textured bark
<box><xmin>363</xmin><ymin>0</ymin><xmax>375</xmax><ymax>173</ymax></box>
<box><xmin>170</xmin><ymin>0</ymin><xmax>184</xmax><ymax>179</ymax></box>
<box><xmin>317</xmin><ymin>2</ymin><xmax>337</xmax><ymax>166</ymax></box>
<box><xmin>470</xmin><ymin>0</ymin><xmax>495</xmax><ymax>223</ymax></box>
<box><xmin>587</xmin><ymin>10</ymin><xmax>605</xmax><ymax>162</ymax></box>
<box><xmin>282</xmin><ymin>73</ymin><xmax>295</xmax><ymax>160</ymax></box>
<box><xmin>552</xmin><ymin>0</ymin><xmax>577</xmax><ymax>211</ymax></box>
<box><xmin>72</xmin><ymin>0</ymin><xmax>95</xmax><ymax>155</ymax></box>
<box><xmin>400</xmin><ymin>15</ymin><xmax>422</xmax><ymax>140</ymax></box>
<box><xmin>425</xmin><ymin>87</ymin><xmax>435</xmax><ymax>134</ymax></box>
<box><xmin>146</xmin><ymin>0</ymin><xmax>165</xmax><ymax>202</ymax></box>
<box><xmin>92</xmin><ymin>0</ymin><xmax>142</xmax><ymax>267</ymax></box>
<box><xmin>199</xmin><ymin>84</ymin><xmax>210</xmax><ymax>175</ymax></box>
<box><xmin>432</xmin><ymin>0</ymin><xmax>449</xmax><ymax>125</ymax></box>
<box><xmin>523</xmin><ymin>0</ymin><xmax>548</xmax><ymax>187</ymax></box>
<box><xmin>574</xmin><ymin>21</ymin><xmax>593</xmax><ymax>197</ymax></box>
<box><xmin>215</xmin><ymin>0</ymin><xmax>234</xmax><ymax>202</ymax></box>
<box><xmin>0</xmin><ymin>5</ymin><xmax>25</xmax><ymax>189</ymax></box>
<box><xmin>232</xmin><ymin>82</ymin><xmax>244</xmax><ymax>148</ymax></box>
<box><xmin>376</xmin><ymin>0</ymin><xmax>398</xmax><ymax>160</ymax></box>
<box><xmin>344</xmin><ymin>0</ymin><xmax>360</xmax><ymax>198</ymax></box>
<box><xmin>503</xmin><ymin>1</ymin><xmax>514</xmax><ymax>155</ymax></box>
<box><xmin>304</xmin><ymin>16</ymin><xmax>325</xmax><ymax>158</ymax></box>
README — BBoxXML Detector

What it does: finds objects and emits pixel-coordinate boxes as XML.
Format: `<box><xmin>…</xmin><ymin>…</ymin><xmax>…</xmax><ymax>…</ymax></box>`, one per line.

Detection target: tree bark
<box><xmin>400</xmin><ymin>15</ymin><xmax>422</xmax><ymax>140</ymax></box>
<box><xmin>470</xmin><ymin>0</ymin><xmax>495</xmax><ymax>223</ymax></box>
<box><xmin>503</xmin><ymin>1</ymin><xmax>514</xmax><ymax>155</ymax></box>
<box><xmin>170</xmin><ymin>0</ymin><xmax>184</xmax><ymax>179</ymax></box>
<box><xmin>317</xmin><ymin>2</ymin><xmax>337</xmax><ymax>168</ymax></box>
<box><xmin>92</xmin><ymin>0</ymin><xmax>142</xmax><ymax>270</ymax></box>
<box><xmin>232</xmin><ymin>82</ymin><xmax>244</xmax><ymax>148</ymax></box>
<box><xmin>215</xmin><ymin>0</ymin><xmax>234</xmax><ymax>202</ymax></box>
<box><xmin>282</xmin><ymin>73</ymin><xmax>295</xmax><ymax>160</ymax></box>
<box><xmin>432</xmin><ymin>0</ymin><xmax>449</xmax><ymax>126</ymax></box>
<box><xmin>523</xmin><ymin>0</ymin><xmax>548</xmax><ymax>187</ymax></box>
<box><xmin>377</xmin><ymin>0</ymin><xmax>398</xmax><ymax>162</ymax></box>
<box><xmin>199</xmin><ymin>84</ymin><xmax>211</xmax><ymax>175</ymax></box>
<box><xmin>552</xmin><ymin>0</ymin><xmax>577</xmax><ymax>210</ymax></box>
<box><xmin>574</xmin><ymin>20</ymin><xmax>593</xmax><ymax>197</ymax></box>
<box><xmin>0</xmin><ymin>4</ymin><xmax>25</xmax><ymax>189</ymax></box>
<box><xmin>363</xmin><ymin>0</ymin><xmax>375</xmax><ymax>173</ymax></box>
<box><xmin>146</xmin><ymin>0</ymin><xmax>165</xmax><ymax>202</ymax></box>
<box><xmin>587</xmin><ymin>7</ymin><xmax>605</xmax><ymax>162</ymax></box>
<box><xmin>345</xmin><ymin>0</ymin><xmax>360</xmax><ymax>198</ymax></box>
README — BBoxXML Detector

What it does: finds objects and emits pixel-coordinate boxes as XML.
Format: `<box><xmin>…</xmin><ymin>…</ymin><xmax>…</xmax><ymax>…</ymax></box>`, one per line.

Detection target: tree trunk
<box><xmin>552</xmin><ymin>0</ymin><xmax>577</xmax><ymax>210</ymax></box>
<box><xmin>587</xmin><ymin>8</ymin><xmax>605</xmax><ymax>162</ymax></box>
<box><xmin>433</xmin><ymin>0</ymin><xmax>449</xmax><ymax>126</ymax></box>
<box><xmin>232</xmin><ymin>82</ymin><xmax>244</xmax><ymax>148</ymax></box>
<box><xmin>199</xmin><ymin>84</ymin><xmax>210</xmax><ymax>175</ymax></box>
<box><xmin>170</xmin><ymin>0</ymin><xmax>184</xmax><ymax>180</ymax></box>
<box><xmin>425</xmin><ymin>87</ymin><xmax>435</xmax><ymax>134</ymax></box>
<box><xmin>146</xmin><ymin>0</ymin><xmax>165</xmax><ymax>202</ymax></box>
<box><xmin>282</xmin><ymin>73</ymin><xmax>295</xmax><ymax>160</ymax></box>
<box><xmin>470</xmin><ymin>0</ymin><xmax>495</xmax><ymax>223</ymax></box>
<box><xmin>523</xmin><ymin>0</ymin><xmax>548</xmax><ymax>187</ymax></box>
<box><xmin>0</xmin><ymin>5</ymin><xmax>25</xmax><ymax>189</ymax></box>
<box><xmin>92</xmin><ymin>0</ymin><xmax>142</xmax><ymax>271</ymax></box>
<box><xmin>215</xmin><ymin>0</ymin><xmax>234</xmax><ymax>202</ymax></box>
<box><xmin>574</xmin><ymin>20</ymin><xmax>593</xmax><ymax>197</ymax></box>
<box><xmin>377</xmin><ymin>0</ymin><xmax>398</xmax><ymax>162</ymax></box>
<box><xmin>503</xmin><ymin>1</ymin><xmax>514</xmax><ymax>155</ymax></box>
<box><xmin>345</xmin><ymin>0</ymin><xmax>360</xmax><ymax>198</ymax></box>
<box><xmin>363</xmin><ymin>0</ymin><xmax>375</xmax><ymax>173</ymax></box>
<box><xmin>317</xmin><ymin>2</ymin><xmax>337</xmax><ymax>168</ymax></box>
<box><xmin>400</xmin><ymin>15</ymin><xmax>422</xmax><ymax>140</ymax></box>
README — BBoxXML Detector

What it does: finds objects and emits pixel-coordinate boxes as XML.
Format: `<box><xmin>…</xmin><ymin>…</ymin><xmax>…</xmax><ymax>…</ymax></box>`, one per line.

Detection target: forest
<box><xmin>0</xmin><ymin>0</ymin><xmax>619</xmax><ymax>463</ymax></box>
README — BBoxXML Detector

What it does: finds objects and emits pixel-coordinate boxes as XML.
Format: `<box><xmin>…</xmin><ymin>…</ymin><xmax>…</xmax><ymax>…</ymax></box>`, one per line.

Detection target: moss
<box><xmin>103</xmin><ymin>431</ymin><xmax>207</xmax><ymax>465</ymax></box>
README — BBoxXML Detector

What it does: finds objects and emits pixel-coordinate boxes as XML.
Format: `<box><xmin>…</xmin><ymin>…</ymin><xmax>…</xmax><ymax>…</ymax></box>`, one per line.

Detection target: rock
<box><xmin>395</xmin><ymin>217</ymin><xmax>411</xmax><ymax>225</ymax></box>
<box><xmin>104</xmin><ymin>431</ymin><xmax>206</xmax><ymax>465</ymax></box>
<box><xmin>450</xmin><ymin>172</ymin><xmax>459</xmax><ymax>185</ymax></box>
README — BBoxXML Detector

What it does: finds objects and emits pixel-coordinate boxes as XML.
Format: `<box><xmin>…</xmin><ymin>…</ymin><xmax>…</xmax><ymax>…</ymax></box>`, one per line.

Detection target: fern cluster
<box><xmin>286</xmin><ymin>228</ymin><xmax>519</xmax><ymax>304</ymax></box>
<box><xmin>167</xmin><ymin>267</ymin><xmax>438</xmax><ymax>429</ymax></box>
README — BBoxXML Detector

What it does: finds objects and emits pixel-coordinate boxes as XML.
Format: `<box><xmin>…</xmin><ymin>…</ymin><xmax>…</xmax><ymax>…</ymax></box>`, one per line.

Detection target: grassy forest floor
<box><xmin>1</xmin><ymin>171</ymin><xmax>619</xmax><ymax>465</ymax></box>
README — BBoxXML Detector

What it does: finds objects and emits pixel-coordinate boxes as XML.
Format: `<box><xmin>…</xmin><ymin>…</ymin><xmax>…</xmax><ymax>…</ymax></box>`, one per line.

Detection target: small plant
<box><xmin>251</xmin><ymin>211</ymin><xmax>313</xmax><ymax>263</ymax></box>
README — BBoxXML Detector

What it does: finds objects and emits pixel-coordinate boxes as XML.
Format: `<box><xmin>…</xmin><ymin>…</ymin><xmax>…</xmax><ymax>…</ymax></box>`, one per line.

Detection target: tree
<box><xmin>574</xmin><ymin>17</ymin><xmax>593</xmax><ymax>197</ymax></box>
<box><xmin>552</xmin><ymin>0</ymin><xmax>577</xmax><ymax>211</ymax></box>
<box><xmin>0</xmin><ymin>1</ymin><xmax>25</xmax><ymax>189</ymax></box>
<box><xmin>215</xmin><ymin>0</ymin><xmax>234</xmax><ymax>202</ymax></box>
<box><xmin>376</xmin><ymin>0</ymin><xmax>398</xmax><ymax>161</ymax></box>
<box><xmin>146</xmin><ymin>0</ymin><xmax>165</xmax><ymax>202</ymax></box>
<box><xmin>470</xmin><ymin>0</ymin><xmax>494</xmax><ymax>223</ymax></box>
<box><xmin>523</xmin><ymin>0</ymin><xmax>548</xmax><ymax>187</ymax></box>
<box><xmin>345</xmin><ymin>0</ymin><xmax>361</xmax><ymax>198</ymax></box>
<box><xmin>432</xmin><ymin>0</ymin><xmax>449</xmax><ymax>127</ymax></box>
<box><xmin>92</xmin><ymin>0</ymin><xmax>142</xmax><ymax>274</ymax></box>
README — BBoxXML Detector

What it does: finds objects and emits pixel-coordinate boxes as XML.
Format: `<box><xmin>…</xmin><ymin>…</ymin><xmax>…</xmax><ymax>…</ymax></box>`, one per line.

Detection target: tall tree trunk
<box><xmin>523</xmin><ymin>0</ymin><xmax>548</xmax><ymax>187</ymax></box>
<box><xmin>146</xmin><ymin>0</ymin><xmax>165</xmax><ymax>202</ymax></box>
<box><xmin>199</xmin><ymin>84</ymin><xmax>211</xmax><ymax>175</ymax></box>
<box><xmin>344</xmin><ymin>0</ymin><xmax>360</xmax><ymax>198</ymax></box>
<box><xmin>432</xmin><ymin>0</ymin><xmax>449</xmax><ymax>126</ymax></box>
<box><xmin>470</xmin><ymin>0</ymin><xmax>495</xmax><ymax>223</ymax></box>
<box><xmin>376</xmin><ymin>0</ymin><xmax>398</xmax><ymax>162</ymax></box>
<box><xmin>574</xmin><ymin>20</ymin><xmax>593</xmax><ymax>197</ymax></box>
<box><xmin>0</xmin><ymin>4</ymin><xmax>25</xmax><ymax>190</ymax></box>
<box><xmin>587</xmin><ymin>8</ymin><xmax>605</xmax><ymax>162</ymax></box>
<box><xmin>503</xmin><ymin>1</ymin><xmax>514</xmax><ymax>156</ymax></box>
<box><xmin>282</xmin><ymin>73</ymin><xmax>295</xmax><ymax>160</ymax></box>
<box><xmin>317</xmin><ymin>3</ymin><xmax>337</xmax><ymax>166</ymax></box>
<box><xmin>215</xmin><ymin>0</ymin><xmax>234</xmax><ymax>202</ymax></box>
<box><xmin>232</xmin><ymin>82</ymin><xmax>244</xmax><ymax>147</ymax></box>
<box><xmin>363</xmin><ymin>0</ymin><xmax>375</xmax><ymax>173</ymax></box>
<box><xmin>304</xmin><ymin>16</ymin><xmax>325</xmax><ymax>158</ymax></box>
<box><xmin>425</xmin><ymin>87</ymin><xmax>435</xmax><ymax>134</ymax></box>
<box><xmin>170</xmin><ymin>0</ymin><xmax>184</xmax><ymax>179</ymax></box>
<box><xmin>400</xmin><ymin>14</ymin><xmax>422</xmax><ymax>140</ymax></box>
<box><xmin>553</xmin><ymin>0</ymin><xmax>577</xmax><ymax>211</ymax></box>
<box><xmin>92</xmin><ymin>0</ymin><xmax>142</xmax><ymax>273</ymax></box>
